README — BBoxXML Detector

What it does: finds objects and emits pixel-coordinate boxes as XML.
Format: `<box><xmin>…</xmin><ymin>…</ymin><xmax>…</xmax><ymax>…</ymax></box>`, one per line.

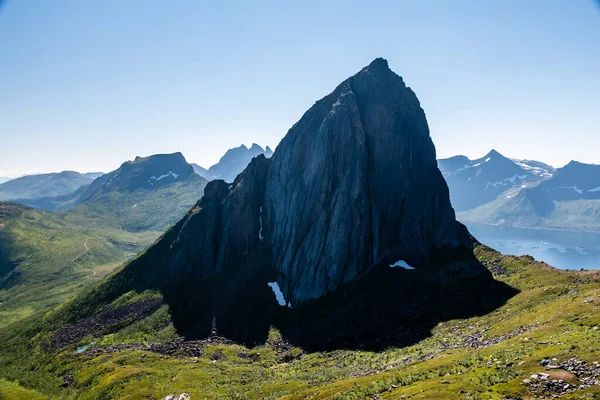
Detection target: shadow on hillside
<box><xmin>160</xmin><ymin>252</ymin><xmax>519</xmax><ymax>352</ymax></box>
<box><xmin>0</xmin><ymin>229</ymin><xmax>21</xmax><ymax>291</ymax></box>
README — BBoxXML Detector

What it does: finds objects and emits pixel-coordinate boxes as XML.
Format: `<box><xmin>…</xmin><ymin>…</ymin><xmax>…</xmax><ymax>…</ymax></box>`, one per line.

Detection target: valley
<box><xmin>0</xmin><ymin>203</ymin><xmax>159</xmax><ymax>328</ymax></box>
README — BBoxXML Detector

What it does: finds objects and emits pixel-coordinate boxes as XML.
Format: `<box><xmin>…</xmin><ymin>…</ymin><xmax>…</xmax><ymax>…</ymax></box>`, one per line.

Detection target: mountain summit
<box><xmin>263</xmin><ymin>57</ymin><xmax>470</xmax><ymax>303</ymax></box>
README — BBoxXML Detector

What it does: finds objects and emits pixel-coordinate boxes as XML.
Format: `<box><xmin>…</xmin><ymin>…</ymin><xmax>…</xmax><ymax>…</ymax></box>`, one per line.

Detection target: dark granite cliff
<box><xmin>116</xmin><ymin>58</ymin><xmax>471</xmax><ymax>306</ymax></box>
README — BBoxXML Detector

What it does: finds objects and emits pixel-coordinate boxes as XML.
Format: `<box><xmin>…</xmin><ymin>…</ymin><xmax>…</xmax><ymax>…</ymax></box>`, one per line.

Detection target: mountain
<box><xmin>438</xmin><ymin>150</ymin><xmax>551</xmax><ymax>211</ymax></box>
<box><xmin>0</xmin><ymin>171</ymin><xmax>94</xmax><ymax>201</ymax></box>
<box><xmin>0</xmin><ymin>202</ymin><xmax>157</xmax><ymax>327</ymax></box>
<box><xmin>511</xmin><ymin>159</ymin><xmax>555</xmax><ymax>179</ymax></box>
<box><xmin>39</xmin><ymin>57</ymin><xmax>501</xmax><ymax>355</ymax></box>
<box><xmin>536</xmin><ymin>161</ymin><xmax>600</xmax><ymax>200</ymax></box>
<box><xmin>88</xmin><ymin>58</ymin><xmax>472</xmax><ymax>304</ymax></box>
<box><xmin>205</xmin><ymin>144</ymin><xmax>273</xmax><ymax>182</ymax></box>
<box><xmin>19</xmin><ymin>153</ymin><xmax>208</xmax><ymax>232</ymax></box>
<box><xmin>190</xmin><ymin>163</ymin><xmax>211</xmax><ymax>180</ymax></box>
<box><xmin>0</xmin><ymin>177</ymin><xmax>12</xmax><ymax>184</ymax></box>
<box><xmin>459</xmin><ymin>161</ymin><xmax>600</xmax><ymax>231</ymax></box>
<box><xmin>82</xmin><ymin>172</ymin><xmax>104</xmax><ymax>180</ymax></box>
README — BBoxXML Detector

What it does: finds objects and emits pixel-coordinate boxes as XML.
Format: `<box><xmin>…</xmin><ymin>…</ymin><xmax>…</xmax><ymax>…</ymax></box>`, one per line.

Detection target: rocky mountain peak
<box><xmin>485</xmin><ymin>149</ymin><xmax>502</xmax><ymax>158</ymax></box>
<box><xmin>264</xmin><ymin>57</ymin><xmax>467</xmax><ymax>303</ymax></box>
<box><xmin>113</xmin><ymin>58</ymin><xmax>472</xmax><ymax>308</ymax></box>
<box><xmin>105</xmin><ymin>152</ymin><xmax>195</xmax><ymax>191</ymax></box>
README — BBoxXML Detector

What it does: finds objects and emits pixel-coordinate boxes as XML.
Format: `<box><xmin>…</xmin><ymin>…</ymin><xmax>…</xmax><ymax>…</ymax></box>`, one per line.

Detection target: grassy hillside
<box><xmin>61</xmin><ymin>178</ymin><xmax>207</xmax><ymax>232</ymax></box>
<box><xmin>0</xmin><ymin>203</ymin><xmax>158</xmax><ymax>327</ymax></box>
<box><xmin>0</xmin><ymin>171</ymin><xmax>93</xmax><ymax>201</ymax></box>
<box><xmin>1</xmin><ymin>246</ymin><xmax>599</xmax><ymax>399</ymax></box>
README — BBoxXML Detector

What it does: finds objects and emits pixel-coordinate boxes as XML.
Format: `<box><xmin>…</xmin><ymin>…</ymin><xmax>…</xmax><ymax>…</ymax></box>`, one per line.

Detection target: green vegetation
<box><xmin>0</xmin><ymin>378</ymin><xmax>48</xmax><ymax>400</ymax></box>
<box><xmin>61</xmin><ymin>178</ymin><xmax>207</xmax><ymax>232</ymax></box>
<box><xmin>0</xmin><ymin>171</ymin><xmax>93</xmax><ymax>202</ymax></box>
<box><xmin>0</xmin><ymin>246</ymin><xmax>599</xmax><ymax>399</ymax></box>
<box><xmin>0</xmin><ymin>203</ymin><xmax>158</xmax><ymax>327</ymax></box>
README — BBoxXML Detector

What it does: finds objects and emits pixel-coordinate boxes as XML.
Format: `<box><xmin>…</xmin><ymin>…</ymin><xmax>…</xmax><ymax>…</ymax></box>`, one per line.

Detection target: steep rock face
<box><xmin>164</xmin><ymin>155</ymin><xmax>271</xmax><ymax>280</ymax></box>
<box><xmin>264</xmin><ymin>58</ymin><xmax>467</xmax><ymax>303</ymax></box>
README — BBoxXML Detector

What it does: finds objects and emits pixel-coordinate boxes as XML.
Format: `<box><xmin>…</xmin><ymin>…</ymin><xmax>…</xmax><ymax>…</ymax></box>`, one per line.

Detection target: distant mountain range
<box><xmin>18</xmin><ymin>153</ymin><xmax>208</xmax><ymax>232</ymax></box>
<box><xmin>438</xmin><ymin>150</ymin><xmax>553</xmax><ymax>211</ymax></box>
<box><xmin>192</xmin><ymin>144</ymin><xmax>273</xmax><ymax>182</ymax></box>
<box><xmin>443</xmin><ymin>152</ymin><xmax>600</xmax><ymax>232</ymax></box>
<box><xmin>0</xmin><ymin>171</ymin><xmax>99</xmax><ymax>201</ymax></box>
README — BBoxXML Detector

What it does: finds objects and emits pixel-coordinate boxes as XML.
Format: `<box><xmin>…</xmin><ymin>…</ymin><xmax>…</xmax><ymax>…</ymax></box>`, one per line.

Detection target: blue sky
<box><xmin>1</xmin><ymin>0</ymin><xmax>599</xmax><ymax>176</ymax></box>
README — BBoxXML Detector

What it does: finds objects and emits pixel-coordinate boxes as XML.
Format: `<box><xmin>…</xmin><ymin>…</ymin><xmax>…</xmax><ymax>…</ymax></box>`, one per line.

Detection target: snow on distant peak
<box><xmin>512</xmin><ymin>160</ymin><xmax>553</xmax><ymax>178</ymax></box>
<box><xmin>549</xmin><ymin>186</ymin><xmax>583</xmax><ymax>194</ymax></box>
<box><xmin>390</xmin><ymin>260</ymin><xmax>415</xmax><ymax>270</ymax></box>
<box><xmin>484</xmin><ymin>175</ymin><xmax>527</xmax><ymax>191</ymax></box>
<box><xmin>588</xmin><ymin>187</ymin><xmax>600</xmax><ymax>193</ymax></box>
<box><xmin>267</xmin><ymin>282</ymin><xmax>287</xmax><ymax>306</ymax></box>
<box><xmin>148</xmin><ymin>171</ymin><xmax>180</xmax><ymax>184</ymax></box>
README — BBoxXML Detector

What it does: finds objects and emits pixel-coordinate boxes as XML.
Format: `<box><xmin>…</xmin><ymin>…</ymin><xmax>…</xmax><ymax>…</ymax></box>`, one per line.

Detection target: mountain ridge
<box><xmin>459</xmin><ymin>160</ymin><xmax>600</xmax><ymax>231</ymax></box>
<box><xmin>438</xmin><ymin>149</ymin><xmax>552</xmax><ymax>211</ymax></box>
<box><xmin>0</xmin><ymin>171</ymin><xmax>95</xmax><ymax>201</ymax></box>
<box><xmin>17</xmin><ymin>153</ymin><xmax>208</xmax><ymax>232</ymax></box>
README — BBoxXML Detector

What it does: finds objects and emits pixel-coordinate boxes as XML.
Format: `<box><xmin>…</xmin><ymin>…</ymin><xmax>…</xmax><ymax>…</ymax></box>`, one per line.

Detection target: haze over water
<box><xmin>465</xmin><ymin>222</ymin><xmax>600</xmax><ymax>270</ymax></box>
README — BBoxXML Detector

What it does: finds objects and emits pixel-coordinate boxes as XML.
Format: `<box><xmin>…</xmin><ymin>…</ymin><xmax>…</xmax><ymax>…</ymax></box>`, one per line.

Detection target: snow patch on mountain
<box><xmin>549</xmin><ymin>186</ymin><xmax>583</xmax><ymax>194</ymax></box>
<box><xmin>485</xmin><ymin>175</ymin><xmax>528</xmax><ymax>191</ymax></box>
<box><xmin>259</xmin><ymin>206</ymin><xmax>264</xmax><ymax>241</ymax></box>
<box><xmin>148</xmin><ymin>171</ymin><xmax>180</xmax><ymax>184</ymax></box>
<box><xmin>267</xmin><ymin>282</ymin><xmax>287</xmax><ymax>306</ymax></box>
<box><xmin>390</xmin><ymin>260</ymin><xmax>415</xmax><ymax>270</ymax></box>
<box><xmin>512</xmin><ymin>160</ymin><xmax>554</xmax><ymax>178</ymax></box>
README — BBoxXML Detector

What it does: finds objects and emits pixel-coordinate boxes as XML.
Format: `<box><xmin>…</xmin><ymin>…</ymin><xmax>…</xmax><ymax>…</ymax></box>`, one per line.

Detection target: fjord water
<box><xmin>465</xmin><ymin>222</ymin><xmax>600</xmax><ymax>270</ymax></box>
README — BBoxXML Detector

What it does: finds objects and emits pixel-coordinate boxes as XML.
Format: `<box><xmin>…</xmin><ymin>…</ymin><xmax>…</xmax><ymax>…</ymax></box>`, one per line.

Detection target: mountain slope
<box><xmin>2</xmin><ymin>247</ymin><xmax>600</xmax><ymax>399</ymax></box>
<box><xmin>439</xmin><ymin>150</ymin><xmax>550</xmax><ymax>211</ymax></box>
<box><xmin>0</xmin><ymin>202</ymin><xmax>157</xmax><ymax>327</ymax></box>
<box><xmin>511</xmin><ymin>159</ymin><xmax>555</xmax><ymax>178</ymax></box>
<box><xmin>536</xmin><ymin>161</ymin><xmax>600</xmax><ymax>200</ymax></box>
<box><xmin>459</xmin><ymin>161</ymin><xmax>600</xmax><ymax>231</ymax></box>
<box><xmin>19</xmin><ymin>153</ymin><xmax>208</xmax><ymax>232</ymax></box>
<box><xmin>0</xmin><ymin>171</ymin><xmax>93</xmax><ymax>201</ymax></box>
<box><xmin>190</xmin><ymin>163</ymin><xmax>211</xmax><ymax>180</ymax></box>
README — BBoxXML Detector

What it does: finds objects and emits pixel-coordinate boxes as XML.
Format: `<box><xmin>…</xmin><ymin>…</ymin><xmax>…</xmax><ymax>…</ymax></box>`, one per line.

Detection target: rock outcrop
<box><xmin>122</xmin><ymin>58</ymin><xmax>472</xmax><ymax>306</ymax></box>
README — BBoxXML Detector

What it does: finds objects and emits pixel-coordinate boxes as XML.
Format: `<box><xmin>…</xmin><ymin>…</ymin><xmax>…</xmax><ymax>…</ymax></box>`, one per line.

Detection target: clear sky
<box><xmin>1</xmin><ymin>0</ymin><xmax>599</xmax><ymax>177</ymax></box>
